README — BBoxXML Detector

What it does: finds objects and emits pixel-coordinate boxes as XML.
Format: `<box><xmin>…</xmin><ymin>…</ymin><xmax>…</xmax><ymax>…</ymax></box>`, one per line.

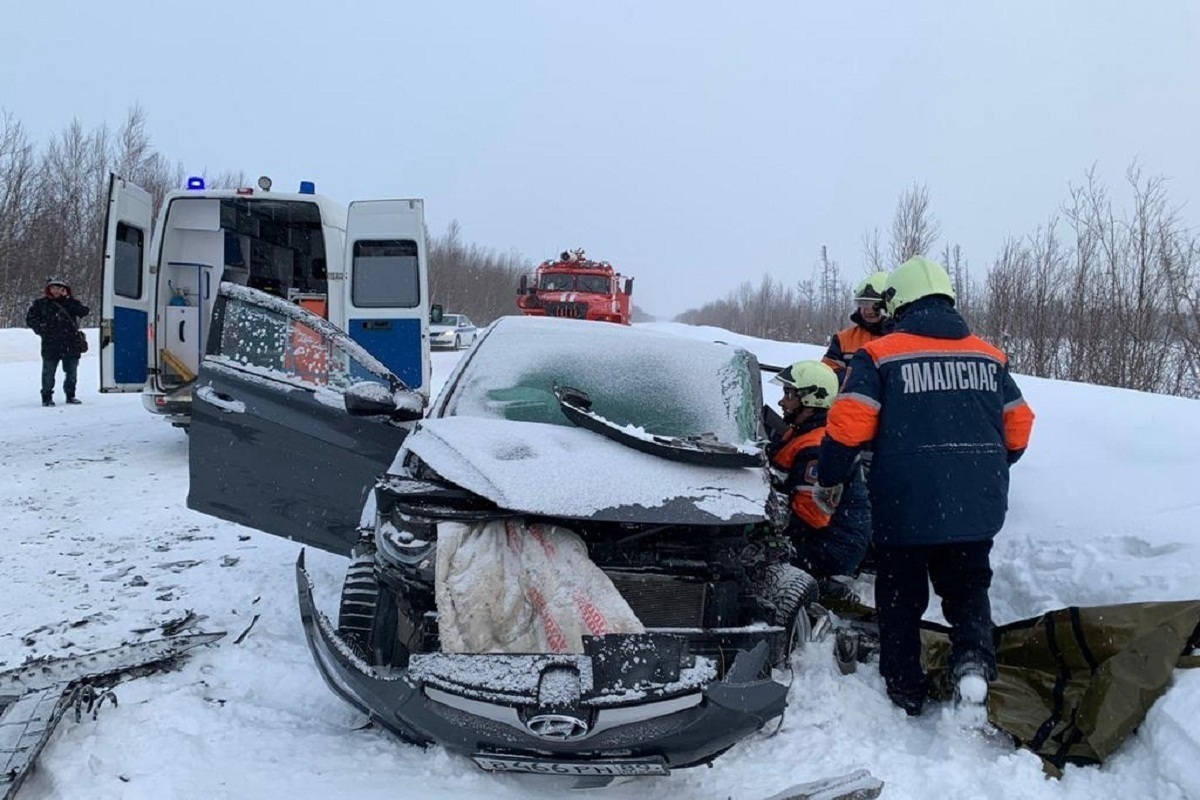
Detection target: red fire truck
<box><xmin>516</xmin><ymin>249</ymin><xmax>634</xmax><ymax>325</ymax></box>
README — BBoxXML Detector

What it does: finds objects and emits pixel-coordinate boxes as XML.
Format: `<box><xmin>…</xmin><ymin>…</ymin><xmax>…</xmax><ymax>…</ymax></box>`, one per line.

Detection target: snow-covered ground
<box><xmin>2</xmin><ymin>323</ymin><xmax>1198</xmax><ymax>800</ymax></box>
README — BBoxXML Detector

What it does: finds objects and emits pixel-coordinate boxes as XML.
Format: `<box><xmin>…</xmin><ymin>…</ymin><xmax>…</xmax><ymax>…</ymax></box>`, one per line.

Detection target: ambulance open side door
<box><xmin>100</xmin><ymin>174</ymin><xmax>154</xmax><ymax>392</ymax></box>
<box><xmin>342</xmin><ymin>199</ymin><xmax>431</xmax><ymax>397</ymax></box>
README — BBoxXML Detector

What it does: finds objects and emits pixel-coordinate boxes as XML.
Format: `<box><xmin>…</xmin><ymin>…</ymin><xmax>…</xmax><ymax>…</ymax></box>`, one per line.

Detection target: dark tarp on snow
<box><xmin>841</xmin><ymin>600</ymin><xmax>1200</xmax><ymax>775</ymax></box>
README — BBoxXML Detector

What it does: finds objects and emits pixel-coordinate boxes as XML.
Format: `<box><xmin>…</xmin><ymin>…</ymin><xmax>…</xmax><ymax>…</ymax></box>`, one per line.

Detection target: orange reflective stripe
<box><xmin>791</xmin><ymin>488</ymin><xmax>832</xmax><ymax>529</ymax></box>
<box><xmin>827</xmin><ymin>395</ymin><xmax>878</xmax><ymax>447</ymax></box>
<box><xmin>772</xmin><ymin>427</ymin><xmax>824</xmax><ymax>469</ymax></box>
<box><xmin>1004</xmin><ymin>399</ymin><xmax>1035</xmax><ymax>451</ymax></box>
<box><xmin>863</xmin><ymin>332</ymin><xmax>1007</xmax><ymax>366</ymax></box>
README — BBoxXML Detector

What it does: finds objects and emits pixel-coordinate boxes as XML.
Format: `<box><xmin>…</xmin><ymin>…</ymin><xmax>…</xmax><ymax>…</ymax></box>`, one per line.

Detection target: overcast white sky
<box><xmin>3</xmin><ymin>1</ymin><xmax>1198</xmax><ymax>317</ymax></box>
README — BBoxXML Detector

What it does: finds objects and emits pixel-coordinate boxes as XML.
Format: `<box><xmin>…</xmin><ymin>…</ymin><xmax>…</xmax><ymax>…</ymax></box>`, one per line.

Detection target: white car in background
<box><xmin>429</xmin><ymin>313</ymin><xmax>477</xmax><ymax>349</ymax></box>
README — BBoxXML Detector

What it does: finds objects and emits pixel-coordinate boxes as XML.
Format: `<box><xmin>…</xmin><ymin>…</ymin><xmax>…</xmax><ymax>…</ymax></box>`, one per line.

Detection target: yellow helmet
<box><xmin>853</xmin><ymin>271</ymin><xmax>889</xmax><ymax>302</ymax></box>
<box><xmin>883</xmin><ymin>256</ymin><xmax>955</xmax><ymax>316</ymax></box>
<box><xmin>770</xmin><ymin>360</ymin><xmax>838</xmax><ymax>409</ymax></box>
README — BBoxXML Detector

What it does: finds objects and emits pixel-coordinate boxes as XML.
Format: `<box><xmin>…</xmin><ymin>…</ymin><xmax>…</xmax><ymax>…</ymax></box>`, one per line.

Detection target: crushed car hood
<box><xmin>399</xmin><ymin>416</ymin><xmax>770</xmax><ymax>525</ymax></box>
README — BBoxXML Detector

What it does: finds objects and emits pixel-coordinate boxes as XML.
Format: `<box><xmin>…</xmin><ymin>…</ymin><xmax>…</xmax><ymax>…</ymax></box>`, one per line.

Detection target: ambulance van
<box><xmin>99</xmin><ymin>174</ymin><xmax>432</xmax><ymax>427</ymax></box>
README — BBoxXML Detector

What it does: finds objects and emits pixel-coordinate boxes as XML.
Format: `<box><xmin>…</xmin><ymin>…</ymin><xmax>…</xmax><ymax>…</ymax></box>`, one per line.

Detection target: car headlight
<box><xmin>376</xmin><ymin>516</ymin><xmax>436</xmax><ymax>568</ymax></box>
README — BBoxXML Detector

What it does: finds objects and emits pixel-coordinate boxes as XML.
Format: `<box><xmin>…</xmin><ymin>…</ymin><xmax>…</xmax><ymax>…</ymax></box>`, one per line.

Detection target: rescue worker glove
<box><xmin>766</xmin><ymin>489</ymin><xmax>792</xmax><ymax>530</ymax></box>
<box><xmin>813</xmin><ymin>483</ymin><xmax>844</xmax><ymax>516</ymax></box>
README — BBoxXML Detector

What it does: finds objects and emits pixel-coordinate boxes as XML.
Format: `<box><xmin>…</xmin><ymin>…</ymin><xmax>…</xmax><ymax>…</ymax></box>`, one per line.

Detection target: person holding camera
<box><xmin>26</xmin><ymin>275</ymin><xmax>89</xmax><ymax>407</ymax></box>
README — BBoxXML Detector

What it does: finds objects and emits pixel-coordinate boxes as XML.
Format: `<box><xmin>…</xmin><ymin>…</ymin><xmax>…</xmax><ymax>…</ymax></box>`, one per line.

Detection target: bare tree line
<box><xmin>3</xmin><ymin>107</ymin><xmax>1196</xmax><ymax>397</ymax></box>
<box><xmin>0</xmin><ymin>106</ymin><xmax>245</xmax><ymax>327</ymax></box>
<box><xmin>680</xmin><ymin>177</ymin><xmax>1200</xmax><ymax>398</ymax></box>
<box><xmin>427</xmin><ymin>221</ymin><xmax>532</xmax><ymax>323</ymax></box>
<box><xmin>427</xmin><ymin>229</ymin><xmax>657</xmax><ymax>324</ymax></box>
<box><xmin>678</xmin><ymin>184</ymin><xmax>948</xmax><ymax>347</ymax></box>
<box><xmin>0</xmin><ymin>106</ymin><xmax>616</xmax><ymax>331</ymax></box>
<box><xmin>980</xmin><ymin>165</ymin><xmax>1199</xmax><ymax>395</ymax></box>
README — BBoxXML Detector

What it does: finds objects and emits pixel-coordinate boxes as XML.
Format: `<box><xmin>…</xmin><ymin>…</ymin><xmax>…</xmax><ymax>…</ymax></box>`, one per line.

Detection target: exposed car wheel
<box><xmin>337</xmin><ymin>553</ymin><xmax>380</xmax><ymax>658</ymax></box>
<box><xmin>756</xmin><ymin>562</ymin><xmax>819</xmax><ymax>657</ymax></box>
<box><xmin>454</xmin><ymin>334</ymin><xmax>463</xmax><ymax>350</ymax></box>
<box><xmin>786</xmin><ymin>596</ymin><xmax>813</xmax><ymax>654</ymax></box>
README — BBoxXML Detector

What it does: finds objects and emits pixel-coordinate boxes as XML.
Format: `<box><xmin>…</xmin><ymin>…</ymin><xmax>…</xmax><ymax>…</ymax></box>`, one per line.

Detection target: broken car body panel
<box><xmin>296</xmin><ymin>553</ymin><xmax>787</xmax><ymax>773</ymax></box>
<box><xmin>189</xmin><ymin>314</ymin><xmax>810</xmax><ymax>775</ymax></box>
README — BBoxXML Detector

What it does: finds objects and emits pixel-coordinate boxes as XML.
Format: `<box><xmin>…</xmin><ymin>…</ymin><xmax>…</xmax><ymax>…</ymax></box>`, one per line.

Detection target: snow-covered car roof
<box><xmin>403</xmin><ymin>316</ymin><xmax>769</xmax><ymax>523</ymax></box>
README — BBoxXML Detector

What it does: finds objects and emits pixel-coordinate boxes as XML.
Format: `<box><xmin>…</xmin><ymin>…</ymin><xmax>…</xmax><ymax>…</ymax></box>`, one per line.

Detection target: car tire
<box><xmin>757</xmin><ymin>562</ymin><xmax>819</xmax><ymax>656</ymax></box>
<box><xmin>454</xmin><ymin>334</ymin><xmax>463</xmax><ymax>350</ymax></box>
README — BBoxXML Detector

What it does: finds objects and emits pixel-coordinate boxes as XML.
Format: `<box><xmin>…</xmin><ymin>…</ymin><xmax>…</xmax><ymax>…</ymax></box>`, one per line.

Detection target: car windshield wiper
<box><xmin>553</xmin><ymin>385</ymin><xmax>764</xmax><ymax>468</ymax></box>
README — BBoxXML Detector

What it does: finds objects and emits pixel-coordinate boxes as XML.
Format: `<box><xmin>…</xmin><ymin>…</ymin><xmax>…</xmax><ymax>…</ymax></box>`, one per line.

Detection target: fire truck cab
<box><xmin>516</xmin><ymin>248</ymin><xmax>633</xmax><ymax>325</ymax></box>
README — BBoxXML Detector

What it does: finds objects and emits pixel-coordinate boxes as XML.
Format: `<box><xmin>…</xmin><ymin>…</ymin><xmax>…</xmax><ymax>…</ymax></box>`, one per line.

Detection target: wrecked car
<box><xmin>189</xmin><ymin>293</ymin><xmax>816</xmax><ymax>778</ymax></box>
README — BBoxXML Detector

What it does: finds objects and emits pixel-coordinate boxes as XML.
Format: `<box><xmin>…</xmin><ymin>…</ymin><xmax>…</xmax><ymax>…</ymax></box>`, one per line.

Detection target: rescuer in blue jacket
<box><xmin>817</xmin><ymin>256</ymin><xmax>1035</xmax><ymax>717</ymax></box>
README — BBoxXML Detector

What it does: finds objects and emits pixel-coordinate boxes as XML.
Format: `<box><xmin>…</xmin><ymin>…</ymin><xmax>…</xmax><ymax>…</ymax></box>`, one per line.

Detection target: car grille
<box><xmin>605</xmin><ymin>571</ymin><xmax>706</xmax><ymax>628</ymax></box>
<box><xmin>543</xmin><ymin>301</ymin><xmax>589</xmax><ymax>319</ymax></box>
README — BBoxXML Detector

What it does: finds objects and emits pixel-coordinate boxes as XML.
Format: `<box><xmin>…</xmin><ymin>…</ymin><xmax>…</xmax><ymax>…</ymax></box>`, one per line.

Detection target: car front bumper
<box><xmin>294</xmin><ymin>552</ymin><xmax>788</xmax><ymax>774</ymax></box>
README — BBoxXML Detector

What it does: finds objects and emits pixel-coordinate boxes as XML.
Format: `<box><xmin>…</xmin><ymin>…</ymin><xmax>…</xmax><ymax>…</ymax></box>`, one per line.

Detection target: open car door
<box><xmin>343</xmin><ymin>199</ymin><xmax>431</xmax><ymax>396</ymax></box>
<box><xmin>100</xmin><ymin>174</ymin><xmax>154</xmax><ymax>392</ymax></box>
<box><xmin>187</xmin><ymin>284</ymin><xmax>424</xmax><ymax>555</ymax></box>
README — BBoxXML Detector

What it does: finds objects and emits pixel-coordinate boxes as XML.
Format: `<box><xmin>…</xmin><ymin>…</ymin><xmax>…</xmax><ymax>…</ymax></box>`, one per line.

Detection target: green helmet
<box><xmin>853</xmin><ymin>271</ymin><xmax>889</xmax><ymax>302</ymax></box>
<box><xmin>883</xmin><ymin>256</ymin><xmax>955</xmax><ymax>316</ymax></box>
<box><xmin>770</xmin><ymin>360</ymin><xmax>838</xmax><ymax>409</ymax></box>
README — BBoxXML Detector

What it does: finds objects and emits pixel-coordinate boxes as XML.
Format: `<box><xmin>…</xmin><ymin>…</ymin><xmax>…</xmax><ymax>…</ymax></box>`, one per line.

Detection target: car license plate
<box><xmin>471</xmin><ymin>754</ymin><xmax>669</xmax><ymax>776</ymax></box>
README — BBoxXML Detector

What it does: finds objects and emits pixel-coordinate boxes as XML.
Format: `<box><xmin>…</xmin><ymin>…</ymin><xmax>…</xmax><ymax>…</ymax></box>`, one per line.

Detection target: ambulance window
<box><xmin>114</xmin><ymin>222</ymin><xmax>144</xmax><ymax>299</ymax></box>
<box><xmin>352</xmin><ymin>239</ymin><xmax>420</xmax><ymax>308</ymax></box>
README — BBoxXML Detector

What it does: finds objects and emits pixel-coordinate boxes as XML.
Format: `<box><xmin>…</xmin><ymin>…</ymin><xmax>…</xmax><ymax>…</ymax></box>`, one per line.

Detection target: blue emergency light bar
<box><xmin>186</xmin><ymin>176</ymin><xmax>205</xmax><ymax>190</ymax></box>
<box><xmin>299</xmin><ymin>181</ymin><xmax>315</xmax><ymax>194</ymax></box>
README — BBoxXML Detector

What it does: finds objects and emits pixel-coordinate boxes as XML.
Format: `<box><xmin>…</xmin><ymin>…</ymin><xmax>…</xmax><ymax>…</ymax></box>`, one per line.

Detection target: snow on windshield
<box><xmin>444</xmin><ymin>317</ymin><xmax>761</xmax><ymax>446</ymax></box>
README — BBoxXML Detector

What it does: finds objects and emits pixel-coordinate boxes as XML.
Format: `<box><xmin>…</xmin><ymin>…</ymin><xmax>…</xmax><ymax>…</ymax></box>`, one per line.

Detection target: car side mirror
<box><xmin>624</xmin><ymin>277</ymin><xmax>634</xmax><ymax>296</ymax></box>
<box><xmin>430</xmin><ymin>304</ymin><xmax>444</xmax><ymax>324</ymax></box>
<box><xmin>345</xmin><ymin>381</ymin><xmax>424</xmax><ymax>422</ymax></box>
<box><xmin>518</xmin><ymin>275</ymin><xmax>528</xmax><ymax>295</ymax></box>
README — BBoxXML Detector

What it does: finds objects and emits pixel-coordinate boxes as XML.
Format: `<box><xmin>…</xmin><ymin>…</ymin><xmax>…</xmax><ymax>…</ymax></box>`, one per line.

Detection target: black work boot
<box><xmin>818</xmin><ymin>576</ymin><xmax>862</xmax><ymax>606</ymax></box>
<box><xmin>885</xmin><ymin>675</ymin><xmax>929</xmax><ymax>717</ymax></box>
<box><xmin>887</xmin><ymin>686</ymin><xmax>926</xmax><ymax>717</ymax></box>
<box><xmin>41</xmin><ymin>393</ymin><xmax>55</xmax><ymax>407</ymax></box>
<box><xmin>65</xmin><ymin>397</ymin><xmax>82</xmax><ymax>405</ymax></box>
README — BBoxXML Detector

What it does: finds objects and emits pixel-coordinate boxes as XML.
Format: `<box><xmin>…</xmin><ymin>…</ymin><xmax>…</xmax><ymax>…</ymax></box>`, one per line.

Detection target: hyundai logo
<box><xmin>525</xmin><ymin>713</ymin><xmax>589</xmax><ymax>741</ymax></box>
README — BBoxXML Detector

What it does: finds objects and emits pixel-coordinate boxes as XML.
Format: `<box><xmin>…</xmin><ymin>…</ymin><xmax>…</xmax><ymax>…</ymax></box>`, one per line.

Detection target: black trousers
<box><xmin>41</xmin><ymin>356</ymin><xmax>79</xmax><ymax>399</ymax></box>
<box><xmin>874</xmin><ymin>539</ymin><xmax>996</xmax><ymax>700</ymax></box>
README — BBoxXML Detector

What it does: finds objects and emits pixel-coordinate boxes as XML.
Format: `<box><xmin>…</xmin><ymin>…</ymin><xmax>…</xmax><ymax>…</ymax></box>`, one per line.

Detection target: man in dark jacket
<box><xmin>817</xmin><ymin>257</ymin><xmax>1035</xmax><ymax>717</ymax></box>
<box><xmin>767</xmin><ymin>360</ymin><xmax>871</xmax><ymax>599</ymax></box>
<box><xmin>26</xmin><ymin>276</ymin><xmax>89</xmax><ymax>406</ymax></box>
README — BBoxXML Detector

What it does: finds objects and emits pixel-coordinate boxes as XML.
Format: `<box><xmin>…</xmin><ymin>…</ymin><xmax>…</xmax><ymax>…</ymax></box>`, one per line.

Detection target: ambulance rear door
<box><xmin>100</xmin><ymin>174</ymin><xmax>154</xmax><ymax>392</ymax></box>
<box><xmin>342</xmin><ymin>199</ymin><xmax>430</xmax><ymax>396</ymax></box>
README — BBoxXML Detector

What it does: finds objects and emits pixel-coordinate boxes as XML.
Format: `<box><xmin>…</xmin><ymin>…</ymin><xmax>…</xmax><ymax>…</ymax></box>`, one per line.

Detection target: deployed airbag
<box><xmin>435</xmin><ymin>519</ymin><xmax>645</xmax><ymax>654</ymax></box>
